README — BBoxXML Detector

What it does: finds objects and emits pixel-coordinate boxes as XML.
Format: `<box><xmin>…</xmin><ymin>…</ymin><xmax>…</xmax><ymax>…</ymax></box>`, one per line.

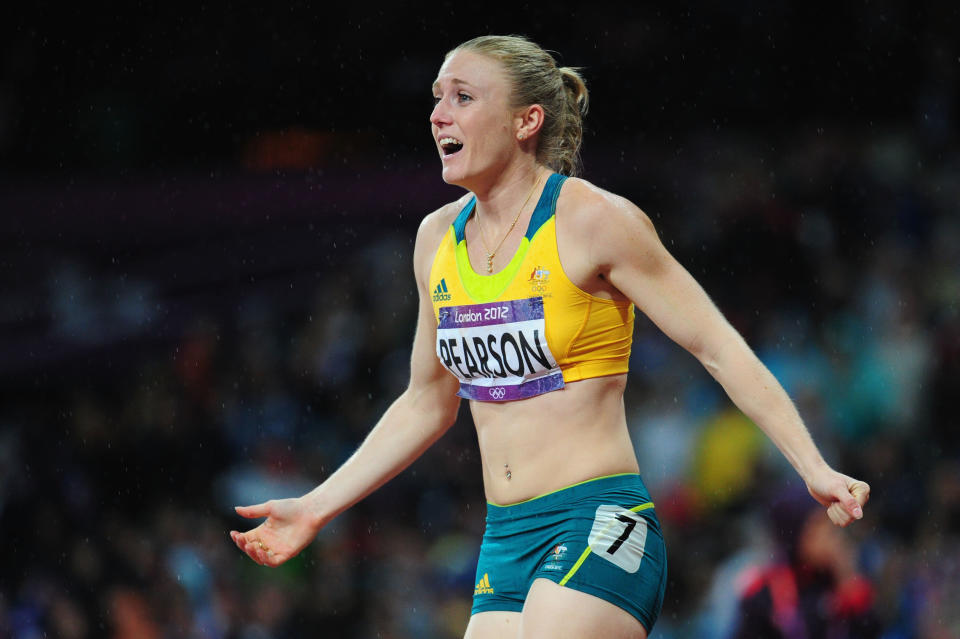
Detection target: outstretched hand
<box><xmin>805</xmin><ymin>468</ymin><xmax>871</xmax><ymax>527</ymax></box>
<box><xmin>229</xmin><ymin>497</ymin><xmax>319</xmax><ymax>567</ymax></box>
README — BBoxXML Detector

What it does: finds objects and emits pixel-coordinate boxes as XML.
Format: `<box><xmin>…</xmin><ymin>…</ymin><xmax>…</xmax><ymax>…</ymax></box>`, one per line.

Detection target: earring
<box><xmin>518</xmin><ymin>133</ymin><xmax>525</xmax><ymax>140</ymax></box>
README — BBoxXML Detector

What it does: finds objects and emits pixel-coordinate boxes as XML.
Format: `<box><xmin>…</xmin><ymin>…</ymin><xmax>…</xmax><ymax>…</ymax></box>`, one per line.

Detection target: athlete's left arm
<box><xmin>593</xmin><ymin>194</ymin><xmax>869</xmax><ymax>527</ymax></box>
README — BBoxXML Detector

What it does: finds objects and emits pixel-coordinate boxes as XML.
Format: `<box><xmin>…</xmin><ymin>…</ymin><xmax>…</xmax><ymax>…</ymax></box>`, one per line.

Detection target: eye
<box><xmin>457</xmin><ymin>92</ymin><xmax>472</xmax><ymax>103</ymax></box>
<box><xmin>432</xmin><ymin>95</ymin><xmax>442</xmax><ymax>106</ymax></box>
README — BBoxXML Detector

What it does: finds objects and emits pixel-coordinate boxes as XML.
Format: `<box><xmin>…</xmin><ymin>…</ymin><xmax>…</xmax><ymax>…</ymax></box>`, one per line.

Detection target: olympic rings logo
<box><xmin>488</xmin><ymin>387</ymin><xmax>506</xmax><ymax>400</ymax></box>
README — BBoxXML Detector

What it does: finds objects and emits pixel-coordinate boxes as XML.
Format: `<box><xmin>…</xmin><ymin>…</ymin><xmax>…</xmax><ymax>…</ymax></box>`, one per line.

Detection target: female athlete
<box><xmin>230</xmin><ymin>35</ymin><xmax>870</xmax><ymax>638</ymax></box>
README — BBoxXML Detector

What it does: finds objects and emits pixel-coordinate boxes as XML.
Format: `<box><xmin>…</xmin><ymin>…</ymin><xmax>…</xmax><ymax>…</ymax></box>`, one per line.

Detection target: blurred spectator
<box><xmin>729</xmin><ymin>487</ymin><xmax>880</xmax><ymax>639</ymax></box>
<box><xmin>1</xmin><ymin>122</ymin><xmax>957</xmax><ymax>637</ymax></box>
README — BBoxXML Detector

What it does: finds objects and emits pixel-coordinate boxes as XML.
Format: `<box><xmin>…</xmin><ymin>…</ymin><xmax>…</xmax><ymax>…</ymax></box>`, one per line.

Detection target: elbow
<box><xmin>433</xmin><ymin>393</ymin><xmax>461</xmax><ymax>429</ymax></box>
<box><xmin>686</xmin><ymin>332</ymin><xmax>715</xmax><ymax>372</ymax></box>
<box><xmin>690</xmin><ymin>332</ymin><xmax>732</xmax><ymax>379</ymax></box>
<box><xmin>418</xmin><ymin>397</ymin><xmax>460</xmax><ymax>445</ymax></box>
<box><xmin>697</xmin><ymin>349</ymin><xmax>723</xmax><ymax>379</ymax></box>
<box><xmin>405</xmin><ymin>382</ymin><xmax>460</xmax><ymax>433</ymax></box>
<box><xmin>688</xmin><ymin>322</ymin><xmax>747</xmax><ymax>380</ymax></box>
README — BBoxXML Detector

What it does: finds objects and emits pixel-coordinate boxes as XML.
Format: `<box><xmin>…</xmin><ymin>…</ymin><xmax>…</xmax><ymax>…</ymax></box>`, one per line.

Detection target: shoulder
<box><xmin>558</xmin><ymin>177</ymin><xmax>655</xmax><ymax>233</ymax></box>
<box><xmin>556</xmin><ymin>177</ymin><xmax>659</xmax><ymax>268</ymax></box>
<box><xmin>413</xmin><ymin>193</ymin><xmax>473</xmax><ymax>282</ymax></box>
<box><xmin>416</xmin><ymin>193</ymin><xmax>470</xmax><ymax>244</ymax></box>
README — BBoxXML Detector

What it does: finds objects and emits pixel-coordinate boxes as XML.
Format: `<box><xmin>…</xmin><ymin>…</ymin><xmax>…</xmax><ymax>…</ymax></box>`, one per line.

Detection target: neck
<box><xmin>470</xmin><ymin>162</ymin><xmax>546</xmax><ymax>226</ymax></box>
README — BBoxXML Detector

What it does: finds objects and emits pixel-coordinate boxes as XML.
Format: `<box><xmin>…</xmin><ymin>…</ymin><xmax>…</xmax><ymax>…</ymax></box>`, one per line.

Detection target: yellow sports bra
<box><xmin>429</xmin><ymin>173</ymin><xmax>634</xmax><ymax>402</ymax></box>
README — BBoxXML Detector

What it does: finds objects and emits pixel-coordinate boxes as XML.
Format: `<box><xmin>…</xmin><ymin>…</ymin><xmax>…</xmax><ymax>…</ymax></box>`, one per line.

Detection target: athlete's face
<box><xmin>430</xmin><ymin>50</ymin><xmax>517</xmax><ymax>188</ymax></box>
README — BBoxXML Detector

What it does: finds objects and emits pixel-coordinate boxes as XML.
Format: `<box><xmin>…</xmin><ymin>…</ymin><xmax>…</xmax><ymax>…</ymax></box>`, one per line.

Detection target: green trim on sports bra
<box><xmin>451</xmin><ymin>173</ymin><xmax>567</xmax><ymax>303</ymax></box>
<box><xmin>455</xmin><ymin>236</ymin><xmax>532</xmax><ymax>302</ymax></box>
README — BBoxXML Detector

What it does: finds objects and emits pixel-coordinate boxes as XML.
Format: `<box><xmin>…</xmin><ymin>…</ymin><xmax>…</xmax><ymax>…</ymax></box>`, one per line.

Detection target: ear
<box><xmin>514</xmin><ymin>104</ymin><xmax>545</xmax><ymax>141</ymax></box>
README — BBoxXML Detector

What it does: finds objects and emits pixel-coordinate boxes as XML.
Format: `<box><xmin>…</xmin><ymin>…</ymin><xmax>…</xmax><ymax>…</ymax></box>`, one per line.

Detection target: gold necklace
<box><xmin>475</xmin><ymin>172</ymin><xmax>542</xmax><ymax>273</ymax></box>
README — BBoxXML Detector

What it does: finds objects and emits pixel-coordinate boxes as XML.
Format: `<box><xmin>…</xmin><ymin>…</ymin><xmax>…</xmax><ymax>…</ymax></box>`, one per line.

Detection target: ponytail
<box><xmin>450</xmin><ymin>36</ymin><xmax>591</xmax><ymax>176</ymax></box>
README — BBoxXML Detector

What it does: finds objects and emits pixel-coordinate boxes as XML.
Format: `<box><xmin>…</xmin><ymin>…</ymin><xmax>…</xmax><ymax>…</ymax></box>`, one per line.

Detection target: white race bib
<box><xmin>587</xmin><ymin>505</ymin><xmax>649</xmax><ymax>573</ymax></box>
<box><xmin>436</xmin><ymin>297</ymin><xmax>564</xmax><ymax>402</ymax></box>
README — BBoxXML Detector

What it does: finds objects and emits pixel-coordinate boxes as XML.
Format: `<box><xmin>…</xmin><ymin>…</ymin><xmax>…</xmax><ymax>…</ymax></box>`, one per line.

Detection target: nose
<box><xmin>430</xmin><ymin>98</ymin><xmax>451</xmax><ymax>128</ymax></box>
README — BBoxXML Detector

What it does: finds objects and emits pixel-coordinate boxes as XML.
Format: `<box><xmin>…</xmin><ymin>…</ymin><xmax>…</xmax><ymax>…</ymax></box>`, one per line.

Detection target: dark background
<box><xmin>1</xmin><ymin>3</ymin><xmax>958</xmax><ymax>638</ymax></box>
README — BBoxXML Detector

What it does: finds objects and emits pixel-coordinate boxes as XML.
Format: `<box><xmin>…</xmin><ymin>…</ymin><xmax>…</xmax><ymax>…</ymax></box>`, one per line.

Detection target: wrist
<box><xmin>798</xmin><ymin>456</ymin><xmax>830</xmax><ymax>484</ymax></box>
<box><xmin>301</xmin><ymin>488</ymin><xmax>334</xmax><ymax>533</ymax></box>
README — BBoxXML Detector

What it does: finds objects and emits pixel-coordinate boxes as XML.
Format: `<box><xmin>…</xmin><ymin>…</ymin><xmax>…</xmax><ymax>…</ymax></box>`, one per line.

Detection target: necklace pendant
<box><xmin>486</xmin><ymin>254</ymin><xmax>494</xmax><ymax>273</ymax></box>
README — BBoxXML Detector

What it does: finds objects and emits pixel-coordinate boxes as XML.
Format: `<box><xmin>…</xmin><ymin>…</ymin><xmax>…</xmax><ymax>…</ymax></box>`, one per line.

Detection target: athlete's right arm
<box><xmin>229</xmin><ymin>205</ymin><xmax>462</xmax><ymax>567</ymax></box>
<box><xmin>299</xmin><ymin>206</ymin><xmax>462</xmax><ymax>523</ymax></box>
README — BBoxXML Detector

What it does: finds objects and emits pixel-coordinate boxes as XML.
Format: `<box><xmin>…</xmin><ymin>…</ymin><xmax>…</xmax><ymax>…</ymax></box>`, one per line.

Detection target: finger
<box><xmin>235</xmin><ymin>503</ymin><xmax>271</xmax><ymax>519</ymax></box>
<box><xmin>253</xmin><ymin>543</ymin><xmax>276</xmax><ymax>567</ymax></box>
<box><xmin>842</xmin><ymin>494</ymin><xmax>863</xmax><ymax>520</ymax></box>
<box><xmin>834</xmin><ymin>482</ymin><xmax>863</xmax><ymax>520</ymax></box>
<box><xmin>243</xmin><ymin>540</ymin><xmax>267</xmax><ymax>566</ymax></box>
<box><xmin>850</xmin><ymin>480</ymin><xmax>871</xmax><ymax>506</ymax></box>
<box><xmin>231</xmin><ymin>530</ymin><xmax>257</xmax><ymax>552</ymax></box>
<box><xmin>240</xmin><ymin>535</ymin><xmax>279</xmax><ymax>567</ymax></box>
<box><xmin>263</xmin><ymin>548</ymin><xmax>278</xmax><ymax>567</ymax></box>
<box><xmin>827</xmin><ymin>502</ymin><xmax>852</xmax><ymax>527</ymax></box>
<box><xmin>230</xmin><ymin>530</ymin><xmax>247</xmax><ymax>552</ymax></box>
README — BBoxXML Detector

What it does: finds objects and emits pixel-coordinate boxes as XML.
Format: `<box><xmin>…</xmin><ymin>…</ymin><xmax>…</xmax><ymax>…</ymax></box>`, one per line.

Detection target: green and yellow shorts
<box><xmin>471</xmin><ymin>473</ymin><xmax>667</xmax><ymax>632</ymax></box>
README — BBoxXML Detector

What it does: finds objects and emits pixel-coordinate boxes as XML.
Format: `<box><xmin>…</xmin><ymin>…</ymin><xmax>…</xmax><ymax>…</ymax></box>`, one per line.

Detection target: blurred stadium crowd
<box><xmin>3</xmin><ymin>4</ymin><xmax>960</xmax><ymax>638</ymax></box>
<box><xmin>2</xmin><ymin>125</ymin><xmax>958</xmax><ymax>638</ymax></box>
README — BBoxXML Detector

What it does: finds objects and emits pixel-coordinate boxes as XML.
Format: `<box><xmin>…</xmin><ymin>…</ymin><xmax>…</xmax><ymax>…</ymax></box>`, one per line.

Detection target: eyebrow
<box><xmin>431</xmin><ymin>78</ymin><xmax>479</xmax><ymax>92</ymax></box>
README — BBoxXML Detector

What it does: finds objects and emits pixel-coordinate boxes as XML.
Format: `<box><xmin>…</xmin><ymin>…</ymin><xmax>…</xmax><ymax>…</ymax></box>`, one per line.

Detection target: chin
<box><xmin>442</xmin><ymin>158</ymin><xmax>493</xmax><ymax>192</ymax></box>
<box><xmin>440</xmin><ymin>164</ymin><xmax>470</xmax><ymax>188</ymax></box>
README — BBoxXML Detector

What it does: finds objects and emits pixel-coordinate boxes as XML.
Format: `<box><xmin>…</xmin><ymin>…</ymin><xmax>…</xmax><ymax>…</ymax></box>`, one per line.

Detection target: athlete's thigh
<box><xmin>519</xmin><ymin>579</ymin><xmax>648</xmax><ymax>639</ymax></box>
<box><xmin>464</xmin><ymin>610</ymin><xmax>521</xmax><ymax>639</ymax></box>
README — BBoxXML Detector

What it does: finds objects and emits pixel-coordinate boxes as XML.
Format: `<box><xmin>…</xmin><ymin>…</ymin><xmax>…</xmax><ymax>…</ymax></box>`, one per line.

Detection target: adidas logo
<box><xmin>474</xmin><ymin>573</ymin><xmax>494</xmax><ymax>595</ymax></box>
<box><xmin>432</xmin><ymin>278</ymin><xmax>452</xmax><ymax>302</ymax></box>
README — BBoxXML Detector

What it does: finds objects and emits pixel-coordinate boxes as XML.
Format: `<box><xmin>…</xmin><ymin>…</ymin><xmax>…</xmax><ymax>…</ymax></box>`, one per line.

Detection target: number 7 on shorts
<box><xmin>587</xmin><ymin>505</ymin><xmax>649</xmax><ymax>573</ymax></box>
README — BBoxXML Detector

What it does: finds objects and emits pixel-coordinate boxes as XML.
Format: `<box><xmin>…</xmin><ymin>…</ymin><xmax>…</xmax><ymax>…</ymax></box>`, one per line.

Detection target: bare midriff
<box><xmin>471</xmin><ymin>373</ymin><xmax>639</xmax><ymax>505</ymax></box>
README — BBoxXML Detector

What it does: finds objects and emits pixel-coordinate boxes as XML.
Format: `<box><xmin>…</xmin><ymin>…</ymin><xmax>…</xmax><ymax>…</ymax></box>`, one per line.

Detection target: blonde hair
<box><xmin>449</xmin><ymin>35</ymin><xmax>589</xmax><ymax>177</ymax></box>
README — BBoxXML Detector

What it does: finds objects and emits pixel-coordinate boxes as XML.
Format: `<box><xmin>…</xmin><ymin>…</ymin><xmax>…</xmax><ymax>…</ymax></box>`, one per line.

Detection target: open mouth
<box><xmin>439</xmin><ymin>136</ymin><xmax>464</xmax><ymax>156</ymax></box>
